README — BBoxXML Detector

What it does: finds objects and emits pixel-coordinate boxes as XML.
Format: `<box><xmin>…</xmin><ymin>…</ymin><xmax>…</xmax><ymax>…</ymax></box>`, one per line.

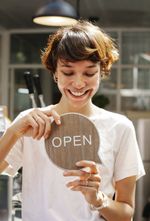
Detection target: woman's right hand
<box><xmin>9</xmin><ymin>106</ymin><xmax>61</xmax><ymax>140</ymax></box>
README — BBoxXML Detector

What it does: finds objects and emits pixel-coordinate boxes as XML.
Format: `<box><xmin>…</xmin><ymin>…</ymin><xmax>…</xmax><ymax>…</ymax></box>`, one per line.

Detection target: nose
<box><xmin>72</xmin><ymin>75</ymin><xmax>86</xmax><ymax>89</ymax></box>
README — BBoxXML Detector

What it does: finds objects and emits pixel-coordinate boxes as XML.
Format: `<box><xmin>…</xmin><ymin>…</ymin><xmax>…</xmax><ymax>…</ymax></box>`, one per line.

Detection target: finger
<box><xmin>43</xmin><ymin>118</ymin><xmax>51</xmax><ymax>139</ymax></box>
<box><xmin>35</xmin><ymin>111</ymin><xmax>51</xmax><ymax>139</ymax></box>
<box><xmin>51</xmin><ymin>109</ymin><xmax>61</xmax><ymax>125</ymax></box>
<box><xmin>24</xmin><ymin>115</ymin><xmax>39</xmax><ymax>138</ymax></box>
<box><xmin>29</xmin><ymin>108</ymin><xmax>53</xmax><ymax>139</ymax></box>
<box><xmin>63</xmin><ymin>170</ymin><xmax>93</xmax><ymax>181</ymax></box>
<box><xmin>67</xmin><ymin>179</ymin><xmax>100</xmax><ymax>190</ymax></box>
<box><xmin>63</xmin><ymin>169</ymin><xmax>89</xmax><ymax>178</ymax></box>
<box><xmin>85</xmin><ymin>180</ymin><xmax>100</xmax><ymax>190</ymax></box>
<box><xmin>42</xmin><ymin>107</ymin><xmax>61</xmax><ymax>125</ymax></box>
<box><xmin>76</xmin><ymin>160</ymin><xmax>99</xmax><ymax>174</ymax></box>
<box><xmin>19</xmin><ymin>109</ymin><xmax>49</xmax><ymax>139</ymax></box>
<box><xmin>88</xmin><ymin>174</ymin><xmax>101</xmax><ymax>182</ymax></box>
<box><xmin>70</xmin><ymin>185</ymin><xmax>97</xmax><ymax>195</ymax></box>
<box><xmin>32</xmin><ymin>115</ymin><xmax>45</xmax><ymax>139</ymax></box>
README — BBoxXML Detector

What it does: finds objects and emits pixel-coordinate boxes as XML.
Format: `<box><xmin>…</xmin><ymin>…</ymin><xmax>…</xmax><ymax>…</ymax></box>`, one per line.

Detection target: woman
<box><xmin>0</xmin><ymin>20</ymin><xmax>145</xmax><ymax>221</ymax></box>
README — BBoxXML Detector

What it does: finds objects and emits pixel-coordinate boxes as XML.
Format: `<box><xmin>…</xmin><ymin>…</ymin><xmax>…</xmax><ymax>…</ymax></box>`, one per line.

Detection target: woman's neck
<box><xmin>53</xmin><ymin>98</ymin><xmax>98</xmax><ymax>117</ymax></box>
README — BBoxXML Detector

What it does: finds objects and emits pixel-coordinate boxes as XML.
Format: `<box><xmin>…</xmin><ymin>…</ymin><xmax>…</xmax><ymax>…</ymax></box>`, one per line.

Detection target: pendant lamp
<box><xmin>33</xmin><ymin>0</ymin><xmax>78</xmax><ymax>26</ymax></box>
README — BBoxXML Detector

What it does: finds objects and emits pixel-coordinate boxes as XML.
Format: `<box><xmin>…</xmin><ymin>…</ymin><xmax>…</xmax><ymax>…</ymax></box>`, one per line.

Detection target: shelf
<box><xmin>120</xmin><ymin>89</ymin><xmax>150</xmax><ymax>97</ymax></box>
<box><xmin>124</xmin><ymin>111</ymin><xmax>150</xmax><ymax>119</ymax></box>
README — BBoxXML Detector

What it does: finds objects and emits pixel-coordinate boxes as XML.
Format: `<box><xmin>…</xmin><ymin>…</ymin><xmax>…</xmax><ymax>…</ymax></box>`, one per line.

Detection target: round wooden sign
<box><xmin>45</xmin><ymin>113</ymin><xmax>100</xmax><ymax>170</ymax></box>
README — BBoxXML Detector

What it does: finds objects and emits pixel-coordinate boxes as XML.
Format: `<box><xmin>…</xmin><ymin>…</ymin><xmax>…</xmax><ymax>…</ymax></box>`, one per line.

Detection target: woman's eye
<box><xmin>84</xmin><ymin>72</ymin><xmax>96</xmax><ymax>77</ymax></box>
<box><xmin>62</xmin><ymin>72</ymin><xmax>73</xmax><ymax>76</ymax></box>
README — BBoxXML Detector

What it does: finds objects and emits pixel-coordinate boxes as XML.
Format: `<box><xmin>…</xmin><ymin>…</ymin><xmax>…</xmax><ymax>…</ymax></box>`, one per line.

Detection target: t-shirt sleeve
<box><xmin>114</xmin><ymin>121</ymin><xmax>145</xmax><ymax>181</ymax></box>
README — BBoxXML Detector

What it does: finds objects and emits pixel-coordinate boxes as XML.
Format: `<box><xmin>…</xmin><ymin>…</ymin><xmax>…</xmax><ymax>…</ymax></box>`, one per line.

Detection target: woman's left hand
<box><xmin>63</xmin><ymin>160</ymin><xmax>101</xmax><ymax>206</ymax></box>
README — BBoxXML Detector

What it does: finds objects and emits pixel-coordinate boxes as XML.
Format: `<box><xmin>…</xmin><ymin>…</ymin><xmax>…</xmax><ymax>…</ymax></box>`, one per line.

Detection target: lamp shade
<box><xmin>33</xmin><ymin>0</ymin><xmax>78</xmax><ymax>26</ymax></box>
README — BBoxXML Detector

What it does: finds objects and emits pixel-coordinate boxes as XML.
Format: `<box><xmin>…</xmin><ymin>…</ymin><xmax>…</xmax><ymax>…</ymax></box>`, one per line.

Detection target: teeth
<box><xmin>71</xmin><ymin>91</ymin><xmax>85</xmax><ymax>96</ymax></box>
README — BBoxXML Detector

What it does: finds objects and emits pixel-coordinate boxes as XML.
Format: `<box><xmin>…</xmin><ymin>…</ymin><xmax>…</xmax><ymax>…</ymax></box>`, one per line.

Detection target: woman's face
<box><xmin>55</xmin><ymin>59</ymin><xmax>101</xmax><ymax>109</ymax></box>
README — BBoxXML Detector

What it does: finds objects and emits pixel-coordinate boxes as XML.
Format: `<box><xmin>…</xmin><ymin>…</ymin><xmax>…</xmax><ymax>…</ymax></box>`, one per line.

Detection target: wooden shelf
<box><xmin>124</xmin><ymin>111</ymin><xmax>150</xmax><ymax>119</ymax></box>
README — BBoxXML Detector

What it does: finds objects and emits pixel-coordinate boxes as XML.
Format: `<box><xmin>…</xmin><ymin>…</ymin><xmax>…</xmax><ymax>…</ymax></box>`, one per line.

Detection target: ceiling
<box><xmin>0</xmin><ymin>0</ymin><xmax>150</xmax><ymax>30</ymax></box>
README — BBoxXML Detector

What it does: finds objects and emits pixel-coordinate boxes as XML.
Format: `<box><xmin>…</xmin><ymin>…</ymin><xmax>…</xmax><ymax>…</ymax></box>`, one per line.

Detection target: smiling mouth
<box><xmin>68</xmin><ymin>90</ymin><xmax>89</xmax><ymax>97</ymax></box>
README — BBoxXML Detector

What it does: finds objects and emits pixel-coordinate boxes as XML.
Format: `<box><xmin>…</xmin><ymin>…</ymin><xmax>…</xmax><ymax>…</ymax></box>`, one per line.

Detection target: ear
<box><xmin>54</xmin><ymin>70</ymin><xmax>58</xmax><ymax>77</ymax></box>
<box><xmin>53</xmin><ymin>74</ymin><xmax>58</xmax><ymax>83</ymax></box>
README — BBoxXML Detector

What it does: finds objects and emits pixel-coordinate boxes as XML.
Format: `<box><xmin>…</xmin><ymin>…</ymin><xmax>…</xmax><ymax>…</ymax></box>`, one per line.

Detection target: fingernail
<box><xmin>57</xmin><ymin>119</ymin><xmax>61</xmax><ymax>125</ymax></box>
<box><xmin>63</xmin><ymin>171</ymin><xmax>68</xmax><ymax>176</ymax></box>
<box><xmin>76</xmin><ymin>162</ymin><xmax>81</xmax><ymax>166</ymax></box>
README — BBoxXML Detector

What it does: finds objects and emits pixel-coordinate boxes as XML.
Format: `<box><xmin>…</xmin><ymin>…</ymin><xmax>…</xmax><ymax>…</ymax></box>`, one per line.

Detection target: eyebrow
<box><xmin>60</xmin><ymin>63</ymin><xmax>98</xmax><ymax>68</ymax></box>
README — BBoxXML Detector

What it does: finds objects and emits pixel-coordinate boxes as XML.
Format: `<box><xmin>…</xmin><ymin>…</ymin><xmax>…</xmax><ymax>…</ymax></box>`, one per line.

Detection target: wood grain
<box><xmin>45</xmin><ymin>113</ymin><xmax>100</xmax><ymax>169</ymax></box>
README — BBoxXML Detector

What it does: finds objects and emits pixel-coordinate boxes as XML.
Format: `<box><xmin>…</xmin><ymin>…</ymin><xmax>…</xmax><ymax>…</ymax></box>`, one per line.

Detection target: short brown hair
<box><xmin>41</xmin><ymin>20</ymin><xmax>119</xmax><ymax>76</ymax></box>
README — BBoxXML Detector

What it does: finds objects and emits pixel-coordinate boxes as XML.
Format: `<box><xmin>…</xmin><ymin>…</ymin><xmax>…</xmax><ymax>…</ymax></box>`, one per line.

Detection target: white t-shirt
<box><xmin>5</xmin><ymin>108</ymin><xmax>145</xmax><ymax>221</ymax></box>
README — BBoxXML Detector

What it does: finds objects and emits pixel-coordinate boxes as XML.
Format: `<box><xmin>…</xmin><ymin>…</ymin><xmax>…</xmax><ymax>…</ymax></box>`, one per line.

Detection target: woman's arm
<box><xmin>0</xmin><ymin>160</ymin><xmax>9</xmax><ymax>173</ymax></box>
<box><xmin>0</xmin><ymin>107</ymin><xmax>61</xmax><ymax>166</ymax></box>
<box><xmin>0</xmin><ymin>128</ymin><xmax>19</xmax><ymax>163</ymax></box>
<box><xmin>64</xmin><ymin>160</ymin><xmax>136</xmax><ymax>221</ymax></box>
<box><xmin>100</xmin><ymin>176</ymin><xmax>136</xmax><ymax>221</ymax></box>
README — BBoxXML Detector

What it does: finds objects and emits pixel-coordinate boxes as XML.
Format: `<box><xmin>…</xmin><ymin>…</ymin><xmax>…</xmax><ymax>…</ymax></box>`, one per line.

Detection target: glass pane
<box><xmin>10</xmin><ymin>68</ymin><xmax>52</xmax><ymax>118</ymax></box>
<box><xmin>122</xmin><ymin>32</ymin><xmax>150</xmax><ymax>64</ymax></box>
<box><xmin>10</xmin><ymin>33</ymin><xmax>50</xmax><ymax>64</ymax></box>
<box><xmin>121</xmin><ymin>96</ymin><xmax>150</xmax><ymax>111</ymax></box>
<box><xmin>121</xmin><ymin>97</ymin><xmax>137</xmax><ymax>111</ymax></box>
<box><xmin>121</xmin><ymin>68</ymin><xmax>150</xmax><ymax>89</ymax></box>
<box><xmin>13</xmin><ymin>69</ymin><xmax>31</xmax><ymax>117</ymax></box>
<box><xmin>138</xmin><ymin>68</ymin><xmax>150</xmax><ymax>89</ymax></box>
<box><xmin>105</xmin><ymin>94</ymin><xmax>116</xmax><ymax>111</ymax></box>
<box><xmin>107</xmin><ymin>31</ymin><xmax>118</xmax><ymax>42</ymax></box>
<box><xmin>121</xmin><ymin>69</ymin><xmax>133</xmax><ymax>89</ymax></box>
<box><xmin>94</xmin><ymin>69</ymin><xmax>117</xmax><ymax>111</ymax></box>
<box><xmin>101</xmin><ymin>68</ymin><xmax>118</xmax><ymax>90</ymax></box>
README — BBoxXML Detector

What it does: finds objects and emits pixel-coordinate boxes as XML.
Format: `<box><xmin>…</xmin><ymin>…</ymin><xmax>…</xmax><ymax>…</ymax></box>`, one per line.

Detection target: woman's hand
<box><xmin>63</xmin><ymin>160</ymin><xmax>102</xmax><ymax>206</ymax></box>
<box><xmin>9</xmin><ymin>106</ymin><xmax>61</xmax><ymax>140</ymax></box>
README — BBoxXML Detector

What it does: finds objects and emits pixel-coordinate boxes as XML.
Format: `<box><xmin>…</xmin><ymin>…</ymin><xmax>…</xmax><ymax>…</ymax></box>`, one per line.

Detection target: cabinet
<box><xmin>3</xmin><ymin>29</ymin><xmax>150</xmax><ymax>117</ymax></box>
<box><xmin>97</xmin><ymin>30</ymin><xmax>150</xmax><ymax>112</ymax></box>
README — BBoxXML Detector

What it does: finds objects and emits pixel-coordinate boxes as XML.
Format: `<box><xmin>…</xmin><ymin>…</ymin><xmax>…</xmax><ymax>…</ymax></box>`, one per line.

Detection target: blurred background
<box><xmin>0</xmin><ymin>0</ymin><xmax>150</xmax><ymax>220</ymax></box>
